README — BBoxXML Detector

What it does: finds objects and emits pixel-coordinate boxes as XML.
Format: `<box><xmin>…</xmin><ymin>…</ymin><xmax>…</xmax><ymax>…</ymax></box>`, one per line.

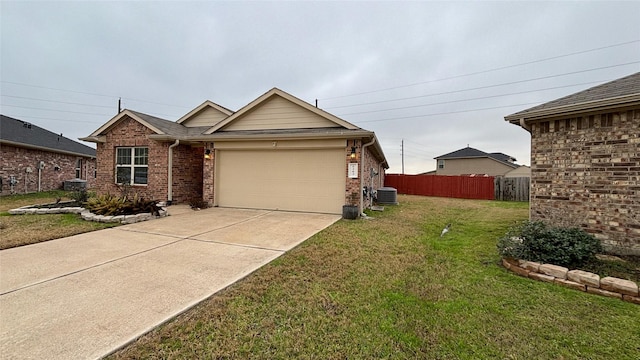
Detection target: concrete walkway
<box><xmin>0</xmin><ymin>206</ymin><xmax>340</xmax><ymax>360</ymax></box>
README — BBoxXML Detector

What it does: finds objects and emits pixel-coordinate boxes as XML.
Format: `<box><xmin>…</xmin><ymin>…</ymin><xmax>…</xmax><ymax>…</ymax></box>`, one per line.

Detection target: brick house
<box><xmin>434</xmin><ymin>146</ymin><xmax>520</xmax><ymax>176</ymax></box>
<box><xmin>81</xmin><ymin>88</ymin><xmax>388</xmax><ymax>215</ymax></box>
<box><xmin>505</xmin><ymin>72</ymin><xmax>640</xmax><ymax>255</ymax></box>
<box><xmin>1</xmin><ymin>115</ymin><xmax>96</xmax><ymax>195</ymax></box>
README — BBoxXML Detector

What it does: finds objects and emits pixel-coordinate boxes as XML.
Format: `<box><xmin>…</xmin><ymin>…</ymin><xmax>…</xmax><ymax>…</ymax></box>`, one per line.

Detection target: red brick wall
<box><xmin>172</xmin><ymin>144</ymin><xmax>204</xmax><ymax>203</ymax></box>
<box><xmin>530</xmin><ymin>108</ymin><xmax>640</xmax><ymax>255</ymax></box>
<box><xmin>202</xmin><ymin>142</ymin><xmax>215</xmax><ymax>205</ymax></box>
<box><xmin>0</xmin><ymin>144</ymin><xmax>95</xmax><ymax>195</ymax></box>
<box><xmin>345</xmin><ymin>139</ymin><xmax>362</xmax><ymax>207</ymax></box>
<box><xmin>95</xmin><ymin>116</ymin><xmax>202</xmax><ymax>204</ymax></box>
<box><xmin>344</xmin><ymin>138</ymin><xmax>386</xmax><ymax>211</ymax></box>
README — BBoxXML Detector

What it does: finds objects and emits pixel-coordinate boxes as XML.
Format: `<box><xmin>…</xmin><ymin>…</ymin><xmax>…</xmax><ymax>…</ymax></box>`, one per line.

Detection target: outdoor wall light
<box><xmin>204</xmin><ymin>149</ymin><xmax>212</xmax><ymax>159</ymax></box>
<box><xmin>350</xmin><ymin>147</ymin><xmax>357</xmax><ymax>159</ymax></box>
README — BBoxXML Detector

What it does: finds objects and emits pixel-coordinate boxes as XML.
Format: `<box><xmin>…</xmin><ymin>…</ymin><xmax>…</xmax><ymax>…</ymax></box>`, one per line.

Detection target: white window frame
<box><xmin>75</xmin><ymin>158</ymin><xmax>83</xmax><ymax>179</ymax></box>
<box><xmin>115</xmin><ymin>147</ymin><xmax>148</xmax><ymax>185</ymax></box>
<box><xmin>438</xmin><ymin>159</ymin><xmax>445</xmax><ymax>169</ymax></box>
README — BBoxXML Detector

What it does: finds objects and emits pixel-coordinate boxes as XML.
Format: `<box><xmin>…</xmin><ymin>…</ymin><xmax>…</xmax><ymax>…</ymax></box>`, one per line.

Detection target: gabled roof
<box><xmin>176</xmin><ymin>100</ymin><xmax>234</xmax><ymax>124</ymax></box>
<box><xmin>505</xmin><ymin>72</ymin><xmax>640</xmax><ymax>124</ymax></box>
<box><xmin>80</xmin><ymin>109</ymin><xmax>209</xmax><ymax>142</ymax></box>
<box><xmin>78</xmin><ymin>88</ymin><xmax>388</xmax><ymax>168</ymax></box>
<box><xmin>1</xmin><ymin>115</ymin><xmax>96</xmax><ymax>157</ymax></box>
<box><xmin>435</xmin><ymin>146</ymin><xmax>517</xmax><ymax>168</ymax></box>
<box><xmin>204</xmin><ymin>88</ymin><xmax>360</xmax><ymax>134</ymax></box>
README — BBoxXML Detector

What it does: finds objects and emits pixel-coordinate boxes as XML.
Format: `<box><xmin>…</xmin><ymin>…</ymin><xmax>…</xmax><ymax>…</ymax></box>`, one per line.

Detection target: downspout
<box><xmin>167</xmin><ymin>139</ymin><xmax>180</xmax><ymax>204</ymax></box>
<box><xmin>359</xmin><ymin>136</ymin><xmax>376</xmax><ymax>216</ymax></box>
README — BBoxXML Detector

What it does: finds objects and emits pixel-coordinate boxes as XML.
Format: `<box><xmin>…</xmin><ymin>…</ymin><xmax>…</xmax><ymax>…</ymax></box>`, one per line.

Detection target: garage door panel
<box><xmin>217</xmin><ymin>149</ymin><xmax>345</xmax><ymax>214</ymax></box>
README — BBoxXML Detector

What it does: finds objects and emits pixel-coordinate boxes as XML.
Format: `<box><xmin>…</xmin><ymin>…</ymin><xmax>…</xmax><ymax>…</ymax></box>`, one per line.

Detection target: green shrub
<box><xmin>497</xmin><ymin>220</ymin><xmax>602</xmax><ymax>267</ymax></box>
<box><xmin>70</xmin><ymin>189</ymin><xmax>91</xmax><ymax>203</ymax></box>
<box><xmin>84</xmin><ymin>193</ymin><xmax>161</xmax><ymax>216</ymax></box>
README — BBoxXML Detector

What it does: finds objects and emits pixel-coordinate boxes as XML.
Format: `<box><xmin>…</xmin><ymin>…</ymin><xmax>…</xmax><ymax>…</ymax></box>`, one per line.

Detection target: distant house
<box><xmin>0</xmin><ymin>115</ymin><xmax>96</xmax><ymax>195</ymax></box>
<box><xmin>434</xmin><ymin>146</ymin><xmax>519</xmax><ymax>176</ymax></box>
<box><xmin>80</xmin><ymin>88</ymin><xmax>388</xmax><ymax>215</ymax></box>
<box><xmin>504</xmin><ymin>165</ymin><xmax>531</xmax><ymax>178</ymax></box>
<box><xmin>505</xmin><ymin>72</ymin><xmax>640</xmax><ymax>255</ymax></box>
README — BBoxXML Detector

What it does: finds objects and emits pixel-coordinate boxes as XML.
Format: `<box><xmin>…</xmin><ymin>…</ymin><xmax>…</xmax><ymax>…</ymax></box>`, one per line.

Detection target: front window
<box><xmin>75</xmin><ymin>158</ymin><xmax>83</xmax><ymax>179</ymax></box>
<box><xmin>116</xmin><ymin>147</ymin><xmax>148</xmax><ymax>185</ymax></box>
<box><xmin>438</xmin><ymin>159</ymin><xmax>445</xmax><ymax>169</ymax></box>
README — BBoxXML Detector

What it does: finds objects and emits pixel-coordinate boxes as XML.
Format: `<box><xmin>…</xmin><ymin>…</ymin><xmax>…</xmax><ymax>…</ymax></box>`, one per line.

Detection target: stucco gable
<box><xmin>204</xmin><ymin>88</ymin><xmax>360</xmax><ymax>134</ymax></box>
<box><xmin>177</xmin><ymin>100</ymin><xmax>234</xmax><ymax>127</ymax></box>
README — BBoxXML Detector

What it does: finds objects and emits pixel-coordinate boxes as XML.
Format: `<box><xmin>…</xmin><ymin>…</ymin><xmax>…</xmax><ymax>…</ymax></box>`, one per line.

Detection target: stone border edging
<box><xmin>502</xmin><ymin>258</ymin><xmax>639</xmax><ymax>305</ymax></box>
<box><xmin>8</xmin><ymin>205</ymin><xmax>168</xmax><ymax>224</ymax></box>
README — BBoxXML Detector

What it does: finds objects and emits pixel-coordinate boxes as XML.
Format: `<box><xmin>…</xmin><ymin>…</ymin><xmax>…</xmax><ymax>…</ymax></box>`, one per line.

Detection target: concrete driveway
<box><xmin>0</xmin><ymin>207</ymin><xmax>340</xmax><ymax>360</ymax></box>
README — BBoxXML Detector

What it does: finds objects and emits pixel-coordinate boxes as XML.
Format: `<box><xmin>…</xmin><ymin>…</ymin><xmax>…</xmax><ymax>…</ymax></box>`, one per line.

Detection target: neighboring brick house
<box><xmin>505</xmin><ymin>72</ymin><xmax>640</xmax><ymax>255</ymax></box>
<box><xmin>434</xmin><ymin>146</ymin><xmax>519</xmax><ymax>176</ymax></box>
<box><xmin>0</xmin><ymin>115</ymin><xmax>96</xmax><ymax>195</ymax></box>
<box><xmin>81</xmin><ymin>88</ymin><xmax>388</xmax><ymax>215</ymax></box>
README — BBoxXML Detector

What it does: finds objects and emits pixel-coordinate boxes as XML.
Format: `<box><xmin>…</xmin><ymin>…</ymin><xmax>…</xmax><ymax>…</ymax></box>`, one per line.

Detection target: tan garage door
<box><xmin>217</xmin><ymin>149</ymin><xmax>345</xmax><ymax>214</ymax></box>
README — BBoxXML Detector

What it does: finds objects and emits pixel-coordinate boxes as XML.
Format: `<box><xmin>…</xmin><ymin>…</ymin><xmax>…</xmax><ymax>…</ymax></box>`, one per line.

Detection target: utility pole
<box><xmin>401</xmin><ymin>139</ymin><xmax>405</xmax><ymax>174</ymax></box>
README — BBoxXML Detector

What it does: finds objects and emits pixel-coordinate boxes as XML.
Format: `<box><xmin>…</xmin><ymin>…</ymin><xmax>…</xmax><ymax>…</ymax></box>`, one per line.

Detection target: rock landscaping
<box><xmin>502</xmin><ymin>257</ymin><xmax>640</xmax><ymax>305</ymax></box>
<box><xmin>8</xmin><ymin>204</ymin><xmax>168</xmax><ymax>224</ymax></box>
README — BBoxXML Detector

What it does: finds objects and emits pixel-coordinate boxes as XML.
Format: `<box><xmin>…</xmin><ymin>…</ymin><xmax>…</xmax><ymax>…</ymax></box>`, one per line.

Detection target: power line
<box><xmin>319</xmin><ymin>39</ymin><xmax>640</xmax><ymax>100</ymax></box>
<box><xmin>336</xmin><ymin>80</ymin><xmax>606</xmax><ymax>117</ymax></box>
<box><xmin>356</xmin><ymin>102</ymin><xmax>540</xmax><ymax>124</ymax></box>
<box><xmin>0</xmin><ymin>80</ymin><xmax>192</xmax><ymax>109</ymax></box>
<box><xmin>0</xmin><ymin>103</ymin><xmax>110</xmax><ymax>116</ymax></box>
<box><xmin>2</xmin><ymin>113</ymin><xmax>105</xmax><ymax>124</ymax></box>
<box><xmin>326</xmin><ymin>62</ymin><xmax>640</xmax><ymax>110</ymax></box>
<box><xmin>1</xmin><ymin>94</ymin><xmax>114</xmax><ymax>109</ymax></box>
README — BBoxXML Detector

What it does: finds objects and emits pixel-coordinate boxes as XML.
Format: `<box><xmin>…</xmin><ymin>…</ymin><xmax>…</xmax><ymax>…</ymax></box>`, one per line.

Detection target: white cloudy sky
<box><xmin>1</xmin><ymin>1</ymin><xmax>639</xmax><ymax>174</ymax></box>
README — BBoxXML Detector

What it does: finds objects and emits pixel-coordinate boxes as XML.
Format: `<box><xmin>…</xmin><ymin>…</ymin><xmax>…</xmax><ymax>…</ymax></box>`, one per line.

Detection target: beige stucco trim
<box><xmin>148</xmin><ymin>131</ymin><xmax>389</xmax><ymax>169</ymax></box>
<box><xmin>213</xmin><ymin>139</ymin><xmax>346</xmax><ymax>150</ymax></box>
<box><xmin>204</xmin><ymin>88</ymin><xmax>360</xmax><ymax>134</ymax></box>
<box><xmin>149</xmin><ymin>130</ymin><xmax>374</xmax><ymax>142</ymax></box>
<box><xmin>505</xmin><ymin>93</ymin><xmax>640</xmax><ymax>124</ymax></box>
<box><xmin>85</xmin><ymin>110</ymin><xmax>165</xmax><ymax>138</ymax></box>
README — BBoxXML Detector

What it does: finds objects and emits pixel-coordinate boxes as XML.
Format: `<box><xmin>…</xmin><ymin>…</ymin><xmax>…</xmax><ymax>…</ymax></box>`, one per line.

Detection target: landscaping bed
<box><xmin>0</xmin><ymin>191</ymin><xmax>118</xmax><ymax>250</ymax></box>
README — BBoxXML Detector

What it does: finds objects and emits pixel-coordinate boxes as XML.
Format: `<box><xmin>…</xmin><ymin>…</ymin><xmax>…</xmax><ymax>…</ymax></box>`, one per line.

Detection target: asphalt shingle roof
<box><xmin>1</xmin><ymin>115</ymin><xmax>96</xmax><ymax>157</ymax></box>
<box><xmin>435</xmin><ymin>146</ymin><xmax>517</xmax><ymax>167</ymax></box>
<box><xmin>508</xmin><ymin>72</ymin><xmax>640</xmax><ymax>117</ymax></box>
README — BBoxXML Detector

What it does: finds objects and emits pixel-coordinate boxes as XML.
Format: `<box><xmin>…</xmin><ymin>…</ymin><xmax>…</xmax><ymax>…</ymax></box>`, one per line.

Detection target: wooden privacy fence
<box><xmin>384</xmin><ymin>174</ymin><xmax>530</xmax><ymax>201</ymax></box>
<box><xmin>494</xmin><ymin>176</ymin><xmax>530</xmax><ymax>202</ymax></box>
<box><xmin>384</xmin><ymin>174</ymin><xmax>495</xmax><ymax>200</ymax></box>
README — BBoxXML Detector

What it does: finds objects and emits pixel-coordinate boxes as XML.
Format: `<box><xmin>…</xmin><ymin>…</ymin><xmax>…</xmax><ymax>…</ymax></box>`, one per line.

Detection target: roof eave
<box><xmin>149</xmin><ymin>130</ymin><xmax>374</xmax><ymax>142</ymax></box>
<box><xmin>78</xmin><ymin>136</ymin><xmax>106</xmax><ymax>143</ymax></box>
<box><xmin>0</xmin><ymin>139</ymin><xmax>96</xmax><ymax>158</ymax></box>
<box><xmin>85</xmin><ymin>110</ymin><xmax>166</xmax><ymax>138</ymax></box>
<box><xmin>505</xmin><ymin>93</ymin><xmax>640</xmax><ymax>124</ymax></box>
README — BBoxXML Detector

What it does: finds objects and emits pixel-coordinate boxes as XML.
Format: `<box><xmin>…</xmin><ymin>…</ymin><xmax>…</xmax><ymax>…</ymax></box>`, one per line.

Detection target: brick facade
<box><xmin>95</xmin><ymin>116</ymin><xmax>203</xmax><ymax>204</ymax></box>
<box><xmin>202</xmin><ymin>142</ymin><xmax>215</xmax><ymax>205</ymax></box>
<box><xmin>345</xmin><ymin>139</ymin><xmax>386</xmax><ymax>211</ymax></box>
<box><xmin>530</xmin><ymin>108</ymin><xmax>640</xmax><ymax>255</ymax></box>
<box><xmin>0</xmin><ymin>144</ymin><xmax>95</xmax><ymax>195</ymax></box>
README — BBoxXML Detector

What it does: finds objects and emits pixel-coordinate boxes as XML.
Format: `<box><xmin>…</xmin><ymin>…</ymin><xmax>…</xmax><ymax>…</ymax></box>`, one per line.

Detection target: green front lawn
<box><xmin>110</xmin><ymin>195</ymin><xmax>640</xmax><ymax>359</ymax></box>
<box><xmin>0</xmin><ymin>191</ymin><xmax>118</xmax><ymax>249</ymax></box>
